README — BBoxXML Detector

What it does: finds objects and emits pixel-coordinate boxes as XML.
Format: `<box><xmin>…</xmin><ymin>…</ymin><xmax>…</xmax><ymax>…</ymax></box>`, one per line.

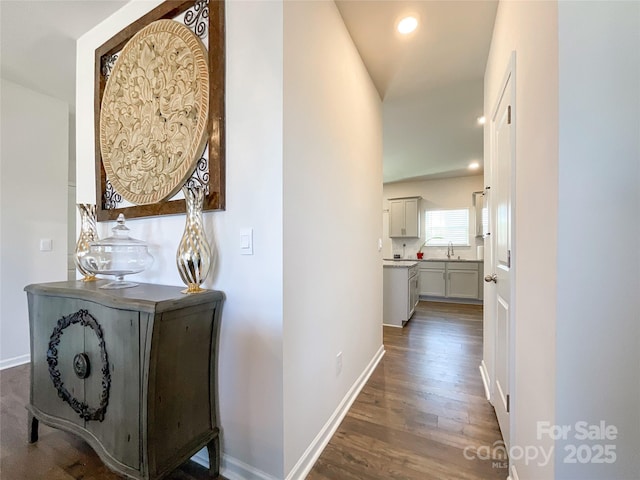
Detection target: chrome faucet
<box><xmin>447</xmin><ymin>242</ymin><xmax>454</xmax><ymax>259</ymax></box>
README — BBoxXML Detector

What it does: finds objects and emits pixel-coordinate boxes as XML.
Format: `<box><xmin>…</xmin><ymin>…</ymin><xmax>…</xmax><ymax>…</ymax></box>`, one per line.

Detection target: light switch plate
<box><xmin>39</xmin><ymin>239</ymin><xmax>52</xmax><ymax>251</ymax></box>
<box><xmin>240</xmin><ymin>228</ymin><xmax>253</xmax><ymax>255</ymax></box>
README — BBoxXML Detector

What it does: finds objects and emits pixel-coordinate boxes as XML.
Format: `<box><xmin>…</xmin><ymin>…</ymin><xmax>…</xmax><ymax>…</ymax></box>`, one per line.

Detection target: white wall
<box><xmin>68</xmin><ymin>113</ymin><xmax>77</xmax><ymax>281</ymax></box>
<box><xmin>383</xmin><ymin>175</ymin><xmax>484</xmax><ymax>260</ymax></box>
<box><xmin>282</xmin><ymin>1</ymin><xmax>383</xmax><ymax>477</ymax></box>
<box><xmin>483</xmin><ymin>1</ymin><xmax>559</xmax><ymax>478</ymax></box>
<box><xmin>77</xmin><ymin>2</ymin><xmax>285</xmax><ymax>478</ymax></box>
<box><xmin>0</xmin><ymin>79</ymin><xmax>69</xmax><ymax>368</ymax></box>
<box><xmin>555</xmin><ymin>1</ymin><xmax>640</xmax><ymax>478</ymax></box>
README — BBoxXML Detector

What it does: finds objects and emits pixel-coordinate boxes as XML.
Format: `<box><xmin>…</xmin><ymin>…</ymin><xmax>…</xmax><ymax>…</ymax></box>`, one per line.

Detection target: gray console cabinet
<box><xmin>24</xmin><ymin>281</ymin><xmax>224</xmax><ymax>480</ymax></box>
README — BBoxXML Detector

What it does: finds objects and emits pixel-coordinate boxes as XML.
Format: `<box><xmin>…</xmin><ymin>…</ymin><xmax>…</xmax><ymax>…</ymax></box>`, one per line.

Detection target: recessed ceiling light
<box><xmin>477</xmin><ymin>116</ymin><xmax>486</xmax><ymax>125</ymax></box>
<box><xmin>397</xmin><ymin>16</ymin><xmax>419</xmax><ymax>35</ymax></box>
<box><xmin>469</xmin><ymin>162</ymin><xmax>480</xmax><ymax>170</ymax></box>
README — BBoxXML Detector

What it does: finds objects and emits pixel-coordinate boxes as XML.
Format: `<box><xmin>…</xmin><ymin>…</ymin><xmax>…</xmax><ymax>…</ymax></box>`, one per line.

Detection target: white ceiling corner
<box><xmin>0</xmin><ymin>0</ymin><xmax>128</xmax><ymax>108</ymax></box>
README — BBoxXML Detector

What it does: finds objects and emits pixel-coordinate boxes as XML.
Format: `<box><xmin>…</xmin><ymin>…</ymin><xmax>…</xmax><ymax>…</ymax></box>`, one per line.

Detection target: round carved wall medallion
<box><xmin>99</xmin><ymin>19</ymin><xmax>209</xmax><ymax>205</ymax></box>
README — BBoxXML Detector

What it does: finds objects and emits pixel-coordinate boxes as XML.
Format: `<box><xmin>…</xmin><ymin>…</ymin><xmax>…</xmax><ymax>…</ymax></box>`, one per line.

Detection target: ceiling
<box><xmin>336</xmin><ymin>0</ymin><xmax>498</xmax><ymax>183</ymax></box>
<box><xmin>0</xmin><ymin>0</ymin><xmax>497</xmax><ymax>183</ymax></box>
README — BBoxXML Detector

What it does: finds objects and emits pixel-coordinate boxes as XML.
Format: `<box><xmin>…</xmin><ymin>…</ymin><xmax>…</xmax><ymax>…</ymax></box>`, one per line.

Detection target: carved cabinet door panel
<box><xmin>31</xmin><ymin>295</ymin><xmax>142</xmax><ymax>469</ymax></box>
<box><xmin>83</xmin><ymin>304</ymin><xmax>141</xmax><ymax>470</ymax></box>
<box><xmin>31</xmin><ymin>296</ymin><xmax>86</xmax><ymax>427</ymax></box>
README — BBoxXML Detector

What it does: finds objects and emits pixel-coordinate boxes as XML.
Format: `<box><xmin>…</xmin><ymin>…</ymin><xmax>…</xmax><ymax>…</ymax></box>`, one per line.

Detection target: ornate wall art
<box><xmin>100</xmin><ymin>20</ymin><xmax>209</xmax><ymax>206</ymax></box>
<box><xmin>94</xmin><ymin>0</ymin><xmax>225</xmax><ymax>221</ymax></box>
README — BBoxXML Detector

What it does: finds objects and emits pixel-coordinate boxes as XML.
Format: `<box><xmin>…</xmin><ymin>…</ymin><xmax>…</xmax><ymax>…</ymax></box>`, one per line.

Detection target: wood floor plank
<box><xmin>307</xmin><ymin>301</ymin><xmax>507</xmax><ymax>480</ymax></box>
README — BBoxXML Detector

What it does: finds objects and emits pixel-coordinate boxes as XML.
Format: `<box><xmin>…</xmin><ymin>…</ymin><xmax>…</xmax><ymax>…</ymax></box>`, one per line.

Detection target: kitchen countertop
<box><xmin>384</xmin><ymin>258</ymin><xmax>483</xmax><ymax>263</ymax></box>
<box><xmin>383</xmin><ymin>260</ymin><xmax>419</xmax><ymax>268</ymax></box>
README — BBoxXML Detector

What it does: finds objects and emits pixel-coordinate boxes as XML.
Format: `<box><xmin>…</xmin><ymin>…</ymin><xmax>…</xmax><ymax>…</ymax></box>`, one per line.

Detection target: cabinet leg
<box><xmin>28</xmin><ymin>412</ymin><xmax>39</xmax><ymax>443</ymax></box>
<box><xmin>206</xmin><ymin>435</ymin><xmax>220</xmax><ymax>478</ymax></box>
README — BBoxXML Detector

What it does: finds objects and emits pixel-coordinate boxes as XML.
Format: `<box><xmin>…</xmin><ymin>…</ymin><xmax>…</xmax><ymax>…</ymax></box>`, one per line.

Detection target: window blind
<box><xmin>424</xmin><ymin>209</ymin><xmax>470</xmax><ymax>246</ymax></box>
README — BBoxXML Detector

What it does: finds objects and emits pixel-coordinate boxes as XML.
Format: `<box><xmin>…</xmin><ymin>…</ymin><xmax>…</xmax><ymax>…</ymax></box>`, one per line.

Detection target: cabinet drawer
<box><xmin>419</xmin><ymin>261</ymin><xmax>446</xmax><ymax>269</ymax></box>
<box><xmin>446</xmin><ymin>262</ymin><xmax>479</xmax><ymax>271</ymax></box>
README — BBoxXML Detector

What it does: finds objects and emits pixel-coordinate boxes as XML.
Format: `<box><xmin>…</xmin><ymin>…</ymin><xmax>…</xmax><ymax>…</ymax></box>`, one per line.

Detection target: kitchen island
<box><xmin>383</xmin><ymin>260</ymin><xmax>419</xmax><ymax>327</ymax></box>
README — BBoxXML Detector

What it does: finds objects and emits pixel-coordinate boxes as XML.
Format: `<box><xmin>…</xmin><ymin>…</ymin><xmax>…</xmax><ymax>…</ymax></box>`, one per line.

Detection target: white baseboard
<box><xmin>508</xmin><ymin>464</ymin><xmax>519</xmax><ymax>480</ymax></box>
<box><xmin>0</xmin><ymin>354</ymin><xmax>30</xmax><ymax>370</ymax></box>
<box><xmin>284</xmin><ymin>344</ymin><xmax>385</xmax><ymax>480</ymax></box>
<box><xmin>479</xmin><ymin>360</ymin><xmax>491</xmax><ymax>401</ymax></box>
<box><xmin>192</xmin><ymin>449</ymin><xmax>279</xmax><ymax>480</ymax></box>
<box><xmin>382</xmin><ymin>323</ymin><xmax>403</xmax><ymax>328</ymax></box>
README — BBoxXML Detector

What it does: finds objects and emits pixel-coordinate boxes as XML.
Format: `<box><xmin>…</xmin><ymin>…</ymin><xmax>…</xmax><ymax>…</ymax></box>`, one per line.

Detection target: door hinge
<box><xmin>506</xmin><ymin>394</ymin><xmax>510</xmax><ymax>413</ymax></box>
<box><xmin>507</xmin><ymin>249</ymin><xmax>511</xmax><ymax>268</ymax></box>
<box><xmin>507</xmin><ymin>105</ymin><xmax>512</xmax><ymax>125</ymax></box>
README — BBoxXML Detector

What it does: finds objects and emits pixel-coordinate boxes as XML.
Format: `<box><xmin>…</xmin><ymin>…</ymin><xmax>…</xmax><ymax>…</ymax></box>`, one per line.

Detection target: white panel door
<box><xmin>488</xmin><ymin>67</ymin><xmax>514</xmax><ymax>448</ymax></box>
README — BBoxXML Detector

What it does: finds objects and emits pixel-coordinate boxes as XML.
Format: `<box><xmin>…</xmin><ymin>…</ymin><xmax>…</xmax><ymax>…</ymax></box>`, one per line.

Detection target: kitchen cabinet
<box><xmin>419</xmin><ymin>261</ymin><xmax>483</xmax><ymax>302</ymax></box>
<box><xmin>383</xmin><ymin>261</ymin><xmax>419</xmax><ymax>327</ymax></box>
<box><xmin>25</xmin><ymin>281</ymin><xmax>223</xmax><ymax>480</ymax></box>
<box><xmin>418</xmin><ymin>261</ymin><xmax>446</xmax><ymax>297</ymax></box>
<box><xmin>409</xmin><ymin>272</ymin><xmax>419</xmax><ymax>314</ymax></box>
<box><xmin>389</xmin><ymin>197</ymin><xmax>420</xmax><ymax>238</ymax></box>
<box><xmin>447</xmin><ymin>263</ymin><xmax>479</xmax><ymax>299</ymax></box>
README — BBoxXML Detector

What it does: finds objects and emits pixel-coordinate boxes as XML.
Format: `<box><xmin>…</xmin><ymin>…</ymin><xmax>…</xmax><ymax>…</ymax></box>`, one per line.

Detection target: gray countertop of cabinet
<box><xmin>383</xmin><ymin>260</ymin><xmax>418</xmax><ymax>268</ymax></box>
<box><xmin>24</xmin><ymin>280</ymin><xmax>224</xmax><ymax>313</ymax></box>
<box><xmin>384</xmin><ymin>258</ymin><xmax>483</xmax><ymax>263</ymax></box>
<box><xmin>422</xmin><ymin>258</ymin><xmax>483</xmax><ymax>263</ymax></box>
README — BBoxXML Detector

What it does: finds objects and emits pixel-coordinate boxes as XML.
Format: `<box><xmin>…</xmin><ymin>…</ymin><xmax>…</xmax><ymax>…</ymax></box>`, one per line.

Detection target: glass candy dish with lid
<box><xmin>79</xmin><ymin>214</ymin><xmax>154</xmax><ymax>289</ymax></box>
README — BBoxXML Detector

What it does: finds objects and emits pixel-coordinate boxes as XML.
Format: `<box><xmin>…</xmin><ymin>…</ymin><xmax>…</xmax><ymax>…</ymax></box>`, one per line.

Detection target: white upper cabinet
<box><xmin>388</xmin><ymin>197</ymin><xmax>420</xmax><ymax>238</ymax></box>
<box><xmin>389</xmin><ymin>200</ymin><xmax>405</xmax><ymax>237</ymax></box>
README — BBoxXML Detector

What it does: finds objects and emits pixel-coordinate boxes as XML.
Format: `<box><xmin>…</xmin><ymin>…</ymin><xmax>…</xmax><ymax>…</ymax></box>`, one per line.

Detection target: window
<box><xmin>424</xmin><ymin>209</ymin><xmax>470</xmax><ymax>246</ymax></box>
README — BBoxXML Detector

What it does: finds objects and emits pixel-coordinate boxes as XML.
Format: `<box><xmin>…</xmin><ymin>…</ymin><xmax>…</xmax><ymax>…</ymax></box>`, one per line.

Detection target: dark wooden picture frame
<box><xmin>94</xmin><ymin>0</ymin><xmax>225</xmax><ymax>222</ymax></box>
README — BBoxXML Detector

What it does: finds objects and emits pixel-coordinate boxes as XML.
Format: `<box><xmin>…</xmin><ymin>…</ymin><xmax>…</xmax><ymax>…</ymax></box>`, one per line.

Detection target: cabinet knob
<box><xmin>73</xmin><ymin>353</ymin><xmax>90</xmax><ymax>379</ymax></box>
<box><xmin>484</xmin><ymin>274</ymin><xmax>497</xmax><ymax>283</ymax></box>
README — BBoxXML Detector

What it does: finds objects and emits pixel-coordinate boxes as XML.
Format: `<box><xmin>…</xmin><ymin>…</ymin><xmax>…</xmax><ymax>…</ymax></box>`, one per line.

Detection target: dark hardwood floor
<box><xmin>1</xmin><ymin>301</ymin><xmax>504</xmax><ymax>479</ymax></box>
<box><xmin>307</xmin><ymin>301</ymin><xmax>507</xmax><ymax>480</ymax></box>
<box><xmin>0</xmin><ymin>364</ymin><xmax>223</xmax><ymax>480</ymax></box>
